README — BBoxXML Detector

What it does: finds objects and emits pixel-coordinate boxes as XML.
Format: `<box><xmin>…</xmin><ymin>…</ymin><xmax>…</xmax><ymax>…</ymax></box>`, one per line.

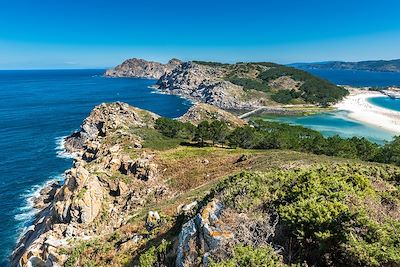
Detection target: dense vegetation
<box><xmin>155</xmin><ymin>117</ymin><xmax>400</xmax><ymax>166</ymax></box>
<box><xmin>256</xmin><ymin>63</ymin><xmax>348</xmax><ymax>105</ymax></box>
<box><xmin>213</xmin><ymin>165</ymin><xmax>400</xmax><ymax>266</ymax></box>
<box><xmin>195</xmin><ymin>61</ymin><xmax>349</xmax><ymax>105</ymax></box>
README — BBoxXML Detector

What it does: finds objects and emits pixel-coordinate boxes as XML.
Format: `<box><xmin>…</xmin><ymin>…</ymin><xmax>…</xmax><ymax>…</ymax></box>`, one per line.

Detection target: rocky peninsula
<box><xmin>106</xmin><ymin>59</ymin><xmax>348</xmax><ymax>111</ymax></box>
<box><xmin>10</xmin><ymin>102</ymin><xmax>251</xmax><ymax>266</ymax></box>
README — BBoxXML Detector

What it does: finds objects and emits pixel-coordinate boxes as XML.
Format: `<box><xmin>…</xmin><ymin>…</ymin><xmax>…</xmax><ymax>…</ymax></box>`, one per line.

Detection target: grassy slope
<box><xmin>64</xmin><ymin>131</ymin><xmax>398</xmax><ymax>266</ymax></box>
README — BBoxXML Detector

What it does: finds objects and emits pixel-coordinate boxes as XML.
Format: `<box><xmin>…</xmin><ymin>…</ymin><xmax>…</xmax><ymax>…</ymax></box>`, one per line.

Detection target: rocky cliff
<box><xmin>105</xmin><ymin>58</ymin><xmax>181</xmax><ymax>79</ymax></box>
<box><xmin>156</xmin><ymin>61</ymin><xmax>347</xmax><ymax>109</ymax></box>
<box><xmin>11</xmin><ymin>102</ymin><xmax>164</xmax><ymax>266</ymax></box>
<box><xmin>10</xmin><ymin>102</ymin><xmax>253</xmax><ymax>267</ymax></box>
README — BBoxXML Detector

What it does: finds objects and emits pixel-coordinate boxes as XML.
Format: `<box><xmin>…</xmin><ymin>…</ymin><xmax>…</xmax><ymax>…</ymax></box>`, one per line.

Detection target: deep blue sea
<box><xmin>299</xmin><ymin>68</ymin><xmax>400</xmax><ymax>87</ymax></box>
<box><xmin>0</xmin><ymin>69</ymin><xmax>192</xmax><ymax>266</ymax></box>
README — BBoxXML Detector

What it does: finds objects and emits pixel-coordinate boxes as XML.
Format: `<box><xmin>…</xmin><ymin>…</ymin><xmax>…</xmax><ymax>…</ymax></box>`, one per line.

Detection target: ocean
<box><xmin>299</xmin><ymin>68</ymin><xmax>400</xmax><ymax>87</ymax></box>
<box><xmin>0</xmin><ymin>69</ymin><xmax>191</xmax><ymax>266</ymax></box>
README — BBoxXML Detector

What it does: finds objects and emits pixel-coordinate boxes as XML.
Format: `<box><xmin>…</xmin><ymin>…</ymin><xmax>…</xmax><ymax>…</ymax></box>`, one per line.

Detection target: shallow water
<box><xmin>368</xmin><ymin>96</ymin><xmax>400</xmax><ymax>112</ymax></box>
<box><xmin>261</xmin><ymin>111</ymin><xmax>394</xmax><ymax>144</ymax></box>
<box><xmin>266</xmin><ymin>68</ymin><xmax>400</xmax><ymax>143</ymax></box>
<box><xmin>0</xmin><ymin>69</ymin><xmax>192</xmax><ymax>266</ymax></box>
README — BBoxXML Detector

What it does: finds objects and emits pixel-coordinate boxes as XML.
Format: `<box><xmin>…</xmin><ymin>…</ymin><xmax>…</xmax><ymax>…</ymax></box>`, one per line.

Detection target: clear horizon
<box><xmin>1</xmin><ymin>0</ymin><xmax>400</xmax><ymax>70</ymax></box>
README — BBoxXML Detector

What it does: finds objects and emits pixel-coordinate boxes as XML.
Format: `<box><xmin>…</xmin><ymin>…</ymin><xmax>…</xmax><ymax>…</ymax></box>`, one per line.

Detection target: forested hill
<box><xmin>291</xmin><ymin>59</ymin><xmax>400</xmax><ymax>72</ymax></box>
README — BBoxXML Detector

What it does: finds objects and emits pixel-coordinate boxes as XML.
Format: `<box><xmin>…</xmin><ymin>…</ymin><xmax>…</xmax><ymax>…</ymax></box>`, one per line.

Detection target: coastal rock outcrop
<box><xmin>175</xmin><ymin>198</ymin><xmax>277</xmax><ymax>266</ymax></box>
<box><xmin>105</xmin><ymin>58</ymin><xmax>182</xmax><ymax>79</ymax></box>
<box><xmin>11</xmin><ymin>102</ymin><xmax>165</xmax><ymax>267</ymax></box>
<box><xmin>157</xmin><ymin>62</ymin><xmax>261</xmax><ymax>110</ymax></box>
<box><xmin>179</xmin><ymin>103</ymin><xmax>246</xmax><ymax>127</ymax></box>
<box><xmin>64</xmin><ymin>101</ymin><xmax>159</xmax><ymax>153</ymax></box>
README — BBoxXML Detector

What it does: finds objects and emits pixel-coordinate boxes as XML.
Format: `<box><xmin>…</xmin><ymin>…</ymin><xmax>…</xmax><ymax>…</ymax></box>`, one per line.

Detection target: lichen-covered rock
<box><xmin>176</xmin><ymin>200</ymin><xmax>234</xmax><ymax>267</ymax></box>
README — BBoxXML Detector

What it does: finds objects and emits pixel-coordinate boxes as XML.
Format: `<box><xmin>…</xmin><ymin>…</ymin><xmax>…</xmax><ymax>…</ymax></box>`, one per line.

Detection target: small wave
<box><xmin>14</xmin><ymin>175</ymin><xmax>63</xmax><ymax>221</ymax></box>
<box><xmin>55</xmin><ymin>136</ymin><xmax>75</xmax><ymax>159</ymax></box>
<box><xmin>14</xmin><ymin>174</ymin><xmax>64</xmax><ymax>242</ymax></box>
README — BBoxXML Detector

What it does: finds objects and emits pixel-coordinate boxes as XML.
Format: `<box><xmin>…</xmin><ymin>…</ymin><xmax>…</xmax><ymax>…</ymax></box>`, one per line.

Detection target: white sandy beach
<box><xmin>335</xmin><ymin>88</ymin><xmax>400</xmax><ymax>134</ymax></box>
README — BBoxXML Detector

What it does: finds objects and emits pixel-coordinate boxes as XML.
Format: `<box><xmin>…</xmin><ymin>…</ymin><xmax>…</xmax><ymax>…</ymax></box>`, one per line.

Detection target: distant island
<box><xmin>106</xmin><ymin>58</ymin><xmax>348</xmax><ymax>110</ymax></box>
<box><xmin>291</xmin><ymin>59</ymin><xmax>400</xmax><ymax>72</ymax></box>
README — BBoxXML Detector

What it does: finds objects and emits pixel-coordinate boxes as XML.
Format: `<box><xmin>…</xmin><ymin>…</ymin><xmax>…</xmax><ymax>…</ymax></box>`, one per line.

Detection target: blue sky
<box><xmin>0</xmin><ymin>0</ymin><xmax>399</xmax><ymax>69</ymax></box>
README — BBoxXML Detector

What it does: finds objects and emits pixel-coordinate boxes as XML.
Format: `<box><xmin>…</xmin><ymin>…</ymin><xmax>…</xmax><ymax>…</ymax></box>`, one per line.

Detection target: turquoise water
<box><xmin>0</xmin><ymin>70</ymin><xmax>192</xmax><ymax>266</ymax></box>
<box><xmin>263</xmin><ymin>111</ymin><xmax>394</xmax><ymax>144</ymax></box>
<box><xmin>266</xmin><ymin>68</ymin><xmax>400</xmax><ymax>143</ymax></box>
<box><xmin>368</xmin><ymin>96</ymin><xmax>400</xmax><ymax>112</ymax></box>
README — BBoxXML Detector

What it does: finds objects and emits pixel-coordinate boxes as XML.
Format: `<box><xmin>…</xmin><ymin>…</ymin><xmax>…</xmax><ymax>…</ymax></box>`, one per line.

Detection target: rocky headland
<box><xmin>106</xmin><ymin>58</ymin><xmax>348</xmax><ymax>111</ymax></box>
<box><xmin>10</xmin><ymin>102</ymin><xmax>255</xmax><ymax>266</ymax></box>
<box><xmin>105</xmin><ymin>58</ymin><xmax>182</xmax><ymax>79</ymax></box>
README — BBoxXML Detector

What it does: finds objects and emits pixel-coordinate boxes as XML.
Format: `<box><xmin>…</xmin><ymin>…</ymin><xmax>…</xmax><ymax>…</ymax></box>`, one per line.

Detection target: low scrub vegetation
<box><xmin>213</xmin><ymin>165</ymin><xmax>400</xmax><ymax>266</ymax></box>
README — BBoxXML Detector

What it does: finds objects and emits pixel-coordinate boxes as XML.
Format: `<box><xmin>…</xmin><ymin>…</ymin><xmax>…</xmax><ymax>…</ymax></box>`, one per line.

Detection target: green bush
<box><xmin>226</xmin><ymin>76</ymin><xmax>270</xmax><ymax>92</ymax></box>
<box><xmin>155</xmin><ymin>118</ymin><xmax>195</xmax><ymax>139</ymax></box>
<box><xmin>210</xmin><ymin>244</ymin><xmax>288</xmax><ymax>267</ymax></box>
<box><xmin>214</xmin><ymin>165</ymin><xmax>400</xmax><ymax>266</ymax></box>
<box><xmin>271</xmin><ymin>90</ymin><xmax>295</xmax><ymax>104</ymax></box>
<box><xmin>138</xmin><ymin>240</ymin><xmax>172</xmax><ymax>267</ymax></box>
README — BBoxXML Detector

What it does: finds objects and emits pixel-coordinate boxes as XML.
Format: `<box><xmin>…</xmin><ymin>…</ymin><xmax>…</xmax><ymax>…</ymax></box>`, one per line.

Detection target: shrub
<box><xmin>138</xmin><ymin>240</ymin><xmax>172</xmax><ymax>267</ymax></box>
<box><xmin>215</xmin><ymin>165</ymin><xmax>400</xmax><ymax>266</ymax></box>
<box><xmin>210</xmin><ymin>244</ymin><xmax>288</xmax><ymax>267</ymax></box>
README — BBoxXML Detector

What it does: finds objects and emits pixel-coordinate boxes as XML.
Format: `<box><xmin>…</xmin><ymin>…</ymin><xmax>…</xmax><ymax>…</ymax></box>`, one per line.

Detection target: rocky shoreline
<box><xmin>10</xmin><ymin>101</ymin><xmax>254</xmax><ymax>266</ymax></box>
<box><xmin>11</xmin><ymin>102</ymin><xmax>160</xmax><ymax>266</ymax></box>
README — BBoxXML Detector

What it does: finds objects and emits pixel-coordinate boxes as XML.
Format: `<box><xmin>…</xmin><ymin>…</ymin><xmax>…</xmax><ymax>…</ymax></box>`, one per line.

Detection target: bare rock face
<box><xmin>64</xmin><ymin>101</ymin><xmax>159</xmax><ymax>153</ymax></box>
<box><xmin>105</xmin><ymin>58</ymin><xmax>182</xmax><ymax>79</ymax></box>
<box><xmin>175</xmin><ymin>198</ymin><xmax>278</xmax><ymax>266</ymax></box>
<box><xmin>54</xmin><ymin>165</ymin><xmax>106</xmax><ymax>224</ymax></box>
<box><xmin>176</xmin><ymin>200</ymin><xmax>234</xmax><ymax>267</ymax></box>
<box><xmin>157</xmin><ymin>62</ymin><xmax>261</xmax><ymax>110</ymax></box>
<box><xmin>12</xmin><ymin>102</ymin><xmax>166</xmax><ymax>267</ymax></box>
